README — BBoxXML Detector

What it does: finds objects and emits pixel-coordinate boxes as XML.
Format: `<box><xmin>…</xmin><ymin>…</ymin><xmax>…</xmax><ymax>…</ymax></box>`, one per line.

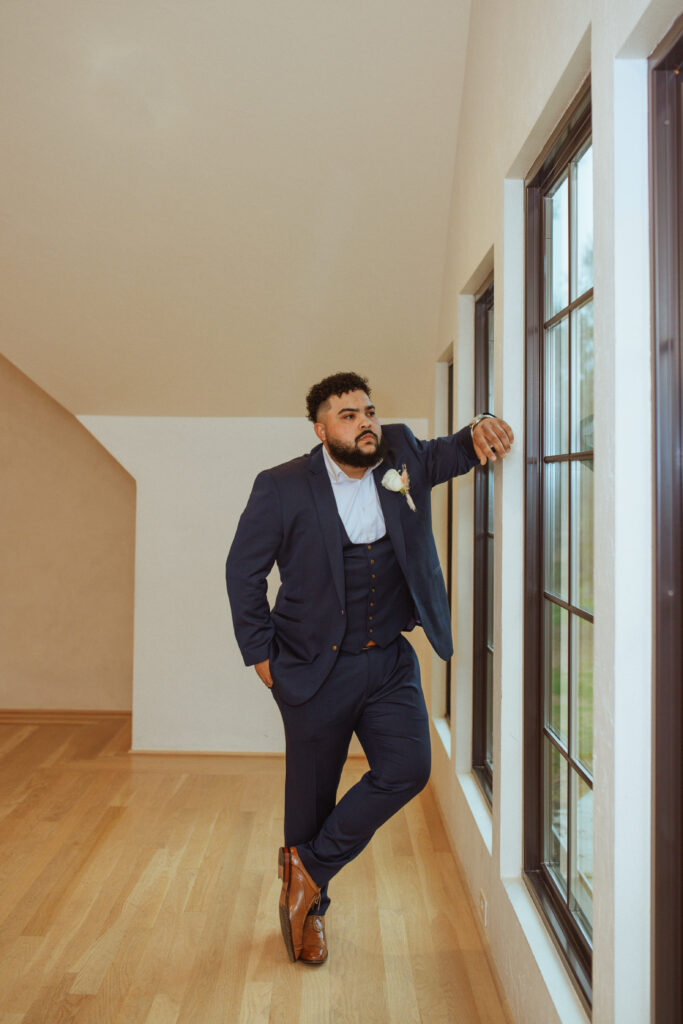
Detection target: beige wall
<box><xmin>0</xmin><ymin>354</ymin><xmax>135</xmax><ymax>710</ymax></box>
<box><xmin>0</xmin><ymin>0</ymin><xmax>471</xmax><ymax>422</ymax></box>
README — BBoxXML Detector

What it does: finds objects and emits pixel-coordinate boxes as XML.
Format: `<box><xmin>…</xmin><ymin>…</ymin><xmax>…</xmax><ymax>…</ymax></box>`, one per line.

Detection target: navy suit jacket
<box><xmin>226</xmin><ymin>423</ymin><xmax>478</xmax><ymax>705</ymax></box>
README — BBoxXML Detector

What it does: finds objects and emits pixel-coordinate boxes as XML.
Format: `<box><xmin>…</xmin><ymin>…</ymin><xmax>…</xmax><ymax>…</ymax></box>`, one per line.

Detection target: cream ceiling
<box><xmin>0</xmin><ymin>1</ymin><xmax>470</xmax><ymax>418</ymax></box>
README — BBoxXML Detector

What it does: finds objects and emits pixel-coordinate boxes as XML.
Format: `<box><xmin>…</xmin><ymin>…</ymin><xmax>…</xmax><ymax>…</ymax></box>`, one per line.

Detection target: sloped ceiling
<box><xmin>0</xmin><ymin>1</ymin><xmax>470</xmax><ymax>417</ymax></box>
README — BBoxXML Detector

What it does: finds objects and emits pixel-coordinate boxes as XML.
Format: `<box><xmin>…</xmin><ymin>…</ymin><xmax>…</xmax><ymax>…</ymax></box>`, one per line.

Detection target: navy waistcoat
<box><xmin>338</xmin><ymin>521</ymin><xmax>414</xmax><ymax>652</ymax></box>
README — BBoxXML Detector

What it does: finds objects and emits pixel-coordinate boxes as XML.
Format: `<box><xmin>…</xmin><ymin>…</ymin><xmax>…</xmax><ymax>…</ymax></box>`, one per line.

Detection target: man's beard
<box><xmin>326</xmin><ymin>431</ymin><xmax>389</xmax><ymax>469</ymax></box>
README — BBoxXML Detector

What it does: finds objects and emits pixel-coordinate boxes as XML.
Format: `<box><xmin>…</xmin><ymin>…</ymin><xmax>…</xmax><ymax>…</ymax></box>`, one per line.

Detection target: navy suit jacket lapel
<box><xmin>308</xmin><ymin>446</ymin><xmax>345</xmax><ymax>608</ymax></box>
<box><xmin>373</xmin><ymin>458</ymin><xmax>408</xmax><ymax>579</ymax></box>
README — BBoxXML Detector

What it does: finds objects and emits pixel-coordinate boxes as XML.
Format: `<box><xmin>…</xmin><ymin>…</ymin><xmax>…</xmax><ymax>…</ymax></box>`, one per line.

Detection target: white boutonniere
<box><xmin>381</xmin><ymin>464</ymin><xmax>416</xmax><ymax>511</ymax></box>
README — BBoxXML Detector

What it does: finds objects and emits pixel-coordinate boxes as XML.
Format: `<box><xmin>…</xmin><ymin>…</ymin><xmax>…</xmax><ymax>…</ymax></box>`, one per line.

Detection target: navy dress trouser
<box><xmin>271</xmin><ymin>635</ymin><xmax>431</xmax><ymax>915</ymax></box>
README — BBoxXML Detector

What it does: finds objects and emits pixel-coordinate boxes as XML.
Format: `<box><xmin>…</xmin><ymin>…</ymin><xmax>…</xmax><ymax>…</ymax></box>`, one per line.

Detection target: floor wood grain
<box><xmin>0</xmin><ymin>715</ymin><xmax>512</xmax><ymax>1023</ymax></box>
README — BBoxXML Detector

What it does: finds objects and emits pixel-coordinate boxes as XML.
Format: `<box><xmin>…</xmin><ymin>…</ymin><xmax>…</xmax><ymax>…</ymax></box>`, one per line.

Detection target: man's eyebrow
<box><xmin>337</xmin><ymin>405</ymin><xmax>375</xmax><ymax>415</ymax></box>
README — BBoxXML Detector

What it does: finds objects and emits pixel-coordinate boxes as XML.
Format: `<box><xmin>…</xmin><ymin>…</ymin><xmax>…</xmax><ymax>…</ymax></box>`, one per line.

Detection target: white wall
<box><xmin>429</xmin><ymin>1</ymin><xmax>682</xmax><ymax>1022</ymax></box>
<box><xmin>79</xmin><ymin>414</ymin><xmax>427</xmax><ymax>753</ymax></box>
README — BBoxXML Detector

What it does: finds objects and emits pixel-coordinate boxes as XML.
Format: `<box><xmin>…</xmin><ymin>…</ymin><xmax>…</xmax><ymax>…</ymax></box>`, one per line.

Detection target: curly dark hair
<box><xmin>305</xmin><ymin>371</ymin><xmax>372</xmax><ymax>423</ymax></box>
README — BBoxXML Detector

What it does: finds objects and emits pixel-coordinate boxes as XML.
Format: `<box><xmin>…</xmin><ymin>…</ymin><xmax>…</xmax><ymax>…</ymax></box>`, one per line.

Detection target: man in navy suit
<box><xmin>226</xmin><ymin>371</ymin><xmax>513</xmax><ymax>965</ymax></box>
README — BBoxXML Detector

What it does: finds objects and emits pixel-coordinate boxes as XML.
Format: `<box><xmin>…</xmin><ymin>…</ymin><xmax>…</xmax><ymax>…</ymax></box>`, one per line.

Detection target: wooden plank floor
<box><xmin>0</xmin><ymin>714</ymin><xmax>512</xmax><ymax>1024</ymax></box>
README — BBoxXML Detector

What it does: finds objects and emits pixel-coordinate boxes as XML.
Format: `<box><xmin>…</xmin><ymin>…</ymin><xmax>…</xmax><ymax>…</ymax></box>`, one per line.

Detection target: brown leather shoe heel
<box><xmin>299</xmin><ymin>914</ymin><xmax>327</xmax><ymax>965</ymax></box>
<box><xmin>278</xmin><ymin>846</ymin><xmax>321</xmax><ymax>962</ymax></box>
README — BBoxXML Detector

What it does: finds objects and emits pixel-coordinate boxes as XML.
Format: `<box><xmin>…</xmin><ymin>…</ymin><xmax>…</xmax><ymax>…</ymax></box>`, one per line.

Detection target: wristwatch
<box><xmin>469</xmin><ymin>412</ymin><xmax>495</xmax><ymax>437</ymax></box>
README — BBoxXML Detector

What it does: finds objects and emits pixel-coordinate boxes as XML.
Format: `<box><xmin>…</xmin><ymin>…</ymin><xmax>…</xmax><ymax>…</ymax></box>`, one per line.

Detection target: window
<box><xmin>524</xmin><ymin>84</ymin><xmax>593</xmax><ymax>1005</ymax></box>
<box><xmin>650</xmin><ymin>26</ymin><xmax>683</xmax><ymax>1022</ymax></box>
<box><xmin>472</xmin><ymin>281</ymin><xmax>494</xmax><ymax>803</ymax></box>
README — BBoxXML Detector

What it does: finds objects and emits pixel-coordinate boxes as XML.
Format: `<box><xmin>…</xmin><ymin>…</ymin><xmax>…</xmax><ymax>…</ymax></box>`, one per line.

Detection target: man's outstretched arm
<box><xmin>401</xmin><ymin>416</ymin><xmax>514</xmax><ymax>488</ymax></box>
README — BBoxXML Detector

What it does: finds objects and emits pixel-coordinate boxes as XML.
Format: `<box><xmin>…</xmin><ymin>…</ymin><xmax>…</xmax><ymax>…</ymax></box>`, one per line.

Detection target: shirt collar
<box><xmin>322</xmin><ymin>444</ymin><xmax>382</xmax><ymax>483</ymax></box>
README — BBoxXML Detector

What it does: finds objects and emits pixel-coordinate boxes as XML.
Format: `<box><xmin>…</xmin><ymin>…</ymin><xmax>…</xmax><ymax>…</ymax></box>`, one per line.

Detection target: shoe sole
<box><xmin>278</xmin><ymin>847</ymin><xmax>297</xmax><ymax>962</ymax></box>
<box><xmin>299</xmin><ymin>952</ymin><xmax>328</xmax><ymax>966</ymax></box>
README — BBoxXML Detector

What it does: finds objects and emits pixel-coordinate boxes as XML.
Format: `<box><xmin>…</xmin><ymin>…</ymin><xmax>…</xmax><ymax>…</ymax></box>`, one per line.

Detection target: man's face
<box><xmin>314</xmin><ymin>390</ymin><xmax>387</xmax><ymax>468</ymax></box>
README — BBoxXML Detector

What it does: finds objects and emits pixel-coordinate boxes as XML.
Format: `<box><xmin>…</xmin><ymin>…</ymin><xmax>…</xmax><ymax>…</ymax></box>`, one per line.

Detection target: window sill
<box><xmin>456</xmin><ymin>770</ymin><xmax>492</xmax><ymax>856</ymax></box>
<box><xmin>433</xmin><ymin>715</ymin><xmax>451</xmax><ymax>758</ymax></box>
<box><xmin>503</xmin><ymin>878</ymin><xmax>591</xmax><ymax>1024</ymax></box>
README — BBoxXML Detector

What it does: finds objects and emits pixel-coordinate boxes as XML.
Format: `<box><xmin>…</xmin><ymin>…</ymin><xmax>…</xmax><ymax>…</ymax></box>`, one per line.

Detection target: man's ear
<box><xmin>314</xmin><ymin>421</ymin><xmax>326</xmax><ymax>443</ymax></box>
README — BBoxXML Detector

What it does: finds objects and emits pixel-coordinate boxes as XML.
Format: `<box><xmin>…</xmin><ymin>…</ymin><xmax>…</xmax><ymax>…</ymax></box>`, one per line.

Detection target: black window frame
<box><xmin>472</xmin><ymin>280</ymin><xmax>494</xmax><ymax>804</ymax></box>
<box><xmin>445</xmin><ymin>359</ymin><xmax>454</xmax><ymax>722</ymax></box>
<box><xmin>650</xmin><ymin>23</ymin><xmax>683</xmax><ymax>1023</ymax></box>
<box><xmin>524</xmin><ymin>81</ymin><xmax>593</xmax><ymax>1009</ymax></box>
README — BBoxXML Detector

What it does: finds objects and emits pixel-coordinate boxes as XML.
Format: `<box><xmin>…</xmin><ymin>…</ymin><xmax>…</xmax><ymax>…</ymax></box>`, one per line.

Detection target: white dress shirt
<box><xmin>321</xmin><ymin>445</ymin><xmax>386</xmax><ymax>544</ymax></box>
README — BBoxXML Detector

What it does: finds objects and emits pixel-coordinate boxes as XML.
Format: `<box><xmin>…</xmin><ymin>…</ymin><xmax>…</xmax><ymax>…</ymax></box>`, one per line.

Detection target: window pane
<box><xmin>545</xmin><ymin>601</ymin><xmax>568</xmax><ymax>744</ymax></box>
<box><xmin>544</xmin><ymin>318</ymin><xmax>569</xmax><ymax>456</ymax></box>
<box><xmin>570</xmin><ymin>771</ymin><xmax>593</xmax><ymax>939</ymax></box>
<box><xmin>571</xmin><ymin>459</ymin><xmax>594</xmax><ymax>613</ymax></box>
<box><xmin>545</xmin><ymin>738</ymin><xmax>568</xmax><ymax>892</ymax></box>
<box><xmin>473</xmin><ymin>282</ymin><xmax>495</xmax><ymax>792</ymax></box>
<box><xmin>544</xmin><ymin>174</ymin><xmax>569</xmax><ymax>317</ymax></box>
<box><xmin>544</xmin><ymin>462</ymin><xmax>568</xmax><ymax>599</ymax></box>
<box><xmin>572</xmin><ymin>616</ymin><xmax>594</xmax><ymax>775</ymax></box>
<box><xmin>571</xmin><ymin>301</ymin><xmax>594</xmax><ymax>454</ymax></box>
<box><xmin>485</xmin><ymin>649</ymin><xmax>493</xmax><ymax>767</ymax></box>
<box><xmin>573</xmin><ymin>144</ymin><xmax>593</xmax><ymax>298</ymax></box>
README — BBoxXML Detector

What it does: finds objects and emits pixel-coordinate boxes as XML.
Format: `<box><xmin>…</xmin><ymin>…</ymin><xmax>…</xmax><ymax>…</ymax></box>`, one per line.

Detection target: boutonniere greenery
<box><xmin>381</xmin><ymin>465</ymin><xmax>416</xmax><ymax>512</ymax></box>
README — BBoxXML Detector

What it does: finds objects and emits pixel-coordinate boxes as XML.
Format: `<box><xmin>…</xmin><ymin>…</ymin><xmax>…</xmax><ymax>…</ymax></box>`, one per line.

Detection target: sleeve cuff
<box><xmin>457</xmin><ymin>424</ymin><xmax>478</xmax><ymax>462</ymax></box>
<box><xmin>242</xmin><ymin>642</ymin><xmax>273</xmax><ymax>667</ymax></box>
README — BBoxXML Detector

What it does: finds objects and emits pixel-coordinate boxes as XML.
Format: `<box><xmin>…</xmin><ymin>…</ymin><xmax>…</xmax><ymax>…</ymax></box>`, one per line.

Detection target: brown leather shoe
<box><xmin>277</xmin><ymin>846</ymin><xmax>321</xmax><ymax>962</ymax></box>
<box><xmin>299</xmin><ymin>914</ymin><xmax>327</xmax><ymax>965</ymax></box>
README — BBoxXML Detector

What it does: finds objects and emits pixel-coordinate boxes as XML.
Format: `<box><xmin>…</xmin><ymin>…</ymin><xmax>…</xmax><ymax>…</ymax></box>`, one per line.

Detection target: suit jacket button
<box><xmin>341</xmin><ymin>610</ymin><xmax>345</xmax><ymax>615</ymax></box>
<box><xmin>332</xmin><ymin>644</ymin><xmax>338</xmax><ymax>651</ymax></box>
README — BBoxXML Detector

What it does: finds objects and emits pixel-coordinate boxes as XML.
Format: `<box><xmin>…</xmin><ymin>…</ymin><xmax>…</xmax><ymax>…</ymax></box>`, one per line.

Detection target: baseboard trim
<box><xmin>0</xmin><ymin>708</ymin><xmax>132</xmax><ymax>724</ymax></box>
<box><xmin>129</xmin><ymin>748</ymin><xmax>369</xmax><ymax>760</ymax></box>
